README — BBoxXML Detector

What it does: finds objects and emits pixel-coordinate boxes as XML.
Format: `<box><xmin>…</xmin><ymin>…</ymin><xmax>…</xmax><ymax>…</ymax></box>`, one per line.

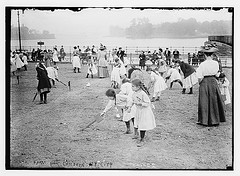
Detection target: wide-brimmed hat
<box><xmin>99</xmin><ymin>45</ymin><xmax>105</xmax><ymax>50</ymax></box>
<box><xmin>200</xmin><ymin>44</ymin><xmax>218</xmax><ymax>53</ymax></box>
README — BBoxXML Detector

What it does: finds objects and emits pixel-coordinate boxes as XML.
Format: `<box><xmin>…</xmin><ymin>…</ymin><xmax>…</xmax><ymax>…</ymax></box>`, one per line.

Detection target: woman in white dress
<box><xmin>108</xmin><ymin>49</ymin><xmax>117</xmax><ymax>75</ymax></box>
<box><xmin>72</xmin><ymin>46</ymin><xmax>81</xmax><ymax>73</ymax></box>
<box><xmin>97</xmin><ymin>45</ymin><xmax>109</xmax><ymax>78</ymax></box>
<box><xmin>146</xmin><ymin>67</ymin><xmax>167</xmax><ymax>102</ymax></box>
<box><xmin>52</xmin><ymin>47</ymin><xmax>59</xmax><ymax>65</ymax></box>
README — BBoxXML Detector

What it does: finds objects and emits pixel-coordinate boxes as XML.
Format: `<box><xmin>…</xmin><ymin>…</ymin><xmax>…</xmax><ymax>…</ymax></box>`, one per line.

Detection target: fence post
<box><xmin>69</xmin><ymin>46</ymin><xmax>71</xmax><ymax>62</ymax></box>
<box><xmin>130</xmin><ymin>53</ymin><xmax>132</xmax><ymax>66</ymax></box>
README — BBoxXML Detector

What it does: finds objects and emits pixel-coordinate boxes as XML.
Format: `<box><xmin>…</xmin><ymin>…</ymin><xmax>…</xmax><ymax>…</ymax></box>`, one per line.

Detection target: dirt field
<box><xmin>9</xmin><ymin>62</ymin><xmax>232</xmax><ymax>170</ymax></box>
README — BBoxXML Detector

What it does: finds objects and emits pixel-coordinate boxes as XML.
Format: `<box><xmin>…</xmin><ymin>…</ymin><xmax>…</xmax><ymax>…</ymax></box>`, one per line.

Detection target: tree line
<box><xmin>109</xmin><ymin>18</ymin><xmax>232</xmax><ymax>38</ymax></box>
<box><xmin>11</xmin><ymin>25</ymin><xmax>55</xmax><ymax>40</ymax></box>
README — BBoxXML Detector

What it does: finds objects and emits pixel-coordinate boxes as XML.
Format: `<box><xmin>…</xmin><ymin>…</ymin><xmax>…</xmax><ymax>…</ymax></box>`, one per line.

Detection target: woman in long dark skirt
<box><xmin>196</xmin><ymin>46</ymin><xmax>226</xmax><ymax>126</ymax></box>
<box><xmin>139</xmin><ymin>51</ymin><xmax>146</xmax><ymax>70</ymax></box>
<box><xmin>36</xmin><ymin>62</ymin><xmax>51</xmax><ymax>104</ymax></box>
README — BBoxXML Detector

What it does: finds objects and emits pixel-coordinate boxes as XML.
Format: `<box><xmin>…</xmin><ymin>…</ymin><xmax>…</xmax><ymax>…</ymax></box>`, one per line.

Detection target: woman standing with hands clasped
<box><xmin>131</xmin><ymin>79</ymin><xmax>156</xmax><ymax>147</ymax></box>
<box><xmin>196</xmin><ymin>45</ymin><xmax>226</xmax><ymax>126</ymax></box>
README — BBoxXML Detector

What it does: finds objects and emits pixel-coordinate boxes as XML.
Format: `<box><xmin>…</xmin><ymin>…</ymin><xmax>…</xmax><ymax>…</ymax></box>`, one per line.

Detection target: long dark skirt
<box><xmin>198</xmin><ymin>76</ymin><xmax>226</xmax><ymax>126</ymax></box>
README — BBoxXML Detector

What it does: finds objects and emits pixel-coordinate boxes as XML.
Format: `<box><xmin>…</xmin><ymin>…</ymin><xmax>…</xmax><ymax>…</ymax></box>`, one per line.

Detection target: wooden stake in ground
<box><xmin>17</xmin><ymin>75</ymin><xmax>19</xmax><ymax>84</ymax></box>
<box><xmin>80</xmin><ymin>116</ymin><xmax>104</xmax><ymax>131</ymax></box>
<box><xmin>68</xmin><ymin>81</ymin><xmax>71</xmax><ymax>91</ymax></box>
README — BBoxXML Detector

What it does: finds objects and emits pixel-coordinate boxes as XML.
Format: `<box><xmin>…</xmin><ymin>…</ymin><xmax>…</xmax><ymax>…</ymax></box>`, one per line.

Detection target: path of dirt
<box><xmin>9</xmin><ymin>62</ymin><xmax>232</xmax><ymax>169</ymax></box>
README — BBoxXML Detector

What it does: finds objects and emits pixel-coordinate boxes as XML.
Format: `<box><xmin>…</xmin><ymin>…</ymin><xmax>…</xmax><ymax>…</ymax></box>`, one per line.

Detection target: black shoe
<box><xmin>151</xmin><ymin>97</ymin><xmax>156</xmax><ymax>102</ymax></box>
<box><xmin>188</xmin><ymin>92</ymin><xmax>193</xmax><ymax>94</ymax></box>
<box><xmin>86</xmin><ymin>74</ymin><xmax>89</xmax><ymax>78</ymax></box>
<box><xmin>182</xmin><ymin>88</ymin><xmax>186</xmax><ymax>94</ymax></box>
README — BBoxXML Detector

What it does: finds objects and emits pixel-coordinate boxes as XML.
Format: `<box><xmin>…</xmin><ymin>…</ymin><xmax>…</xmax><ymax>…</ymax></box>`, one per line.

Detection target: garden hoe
<box><xmin>80</xmin><ymin>115</ymin><xmax>104</xmax><ymax>131</ymax></box>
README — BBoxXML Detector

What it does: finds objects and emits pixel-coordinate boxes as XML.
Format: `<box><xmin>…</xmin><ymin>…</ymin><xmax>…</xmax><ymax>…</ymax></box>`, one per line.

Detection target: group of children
<box><xmin>98</xmin><ymin>57</ymin><xmax>231</xmax><ymax>147</ymax></box>
<box><xmin>11</xmin><ymin>52</ymin><xmax>29</xmax><ymax>75</ymax></box>
<box><xmin>100</xmin><ymin>78</ymin><xmax>156</xmax><ymax>147</ymax></box>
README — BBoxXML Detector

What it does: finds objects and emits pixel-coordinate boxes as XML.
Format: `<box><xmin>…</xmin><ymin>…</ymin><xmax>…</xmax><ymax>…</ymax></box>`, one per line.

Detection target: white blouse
<box><xmin>196</xmin><ymin>58</ymin><xmax>219</xmax><ymax>79</ymax></box>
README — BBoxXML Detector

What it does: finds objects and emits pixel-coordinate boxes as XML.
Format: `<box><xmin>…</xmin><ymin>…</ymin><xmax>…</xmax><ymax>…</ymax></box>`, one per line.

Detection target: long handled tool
<box><xmin>80</xmin><ymin>116</ymin><xmax>104</xmax><ymax>131</ymax></box>
<box><xmin>32</xmin><ymin>92</ymin><xmax>38</xmax><ymax>102</ymax></box>
<box><xmin>56</xmin><ymin>79</ymin><xmax>67</xmax><ymax>86</ymax></box>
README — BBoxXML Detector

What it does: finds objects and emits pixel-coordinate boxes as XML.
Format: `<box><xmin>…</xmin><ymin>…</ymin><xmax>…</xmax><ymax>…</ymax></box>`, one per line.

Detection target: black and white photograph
<box><xmin>3</xmin><ymin>0</ymin><xmax>237</xmax><ymax>175</ymax></box>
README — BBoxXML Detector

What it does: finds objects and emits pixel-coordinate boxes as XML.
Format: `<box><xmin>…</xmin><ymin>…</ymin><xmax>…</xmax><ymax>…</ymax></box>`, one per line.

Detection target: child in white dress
<box><xmin>21</xmin><ymin>53</ymin><xmax>28</xmax><ymax>71</ymax></box>
<box><xmin>111</xmin><ymin>58</ymin><xmax>121</xmax><ymax>89</ymax></box>
<box><xmin>218</xmin><ymin>72</ymin><xmax>231</xmax><ymax>105</ymax></box>
<box><xmin>131</xmin><ymin>79</ymin><xmax>156</xmax><ymax>147</ymax></box>
<box><xmin>46</xmin><ymin>66</ymin><xmax>59</xmax><ymax>88</ymax></box>
<box><xmin>119</xmin><ymin>78</ymin><xmax>136</xmax><ymax>134</ymax></box>
<box><xmin>146</xmin><ymin>67</ymin><xmax>168</xmax><ymax>102</ymax></box>
<box><xmin>100</xmin><ymin>89</ymin><xmax>133</xmax><ymax>134</ymax></box>
<box><xmin>86</xmin><ymin>56</ymin><xmax>97</xmax><ymax>78</ymax></box>
<box><xmin>165</xmin><ymin>64</ymin><xmax>183</xmax><ymax>89</ymax></box>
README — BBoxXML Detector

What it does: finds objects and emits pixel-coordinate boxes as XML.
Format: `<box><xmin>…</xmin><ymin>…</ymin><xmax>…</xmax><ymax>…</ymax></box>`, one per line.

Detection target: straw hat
<box><xmin>200</xmin><ymin>44</ymin><xmax>218</xmax><ymax>53</ymax></box>
<box><xmin>99</xmin><ymin>45</ymin><xmax>105</xmax><ymax>50</ymax></box>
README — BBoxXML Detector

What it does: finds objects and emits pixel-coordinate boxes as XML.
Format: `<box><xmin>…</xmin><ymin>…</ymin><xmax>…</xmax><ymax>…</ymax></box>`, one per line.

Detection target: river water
<box><xmin>11</xmin><ymin>34</ymin><xmax>207</xmax><ymax>54</ymax></box>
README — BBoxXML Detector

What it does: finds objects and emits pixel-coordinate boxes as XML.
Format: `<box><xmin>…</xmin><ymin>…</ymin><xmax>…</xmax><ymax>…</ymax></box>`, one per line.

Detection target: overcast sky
<box><xmin>10</xmin><ymin>8</ymin><xmax>232</xmax><ymax>37</ymax></box>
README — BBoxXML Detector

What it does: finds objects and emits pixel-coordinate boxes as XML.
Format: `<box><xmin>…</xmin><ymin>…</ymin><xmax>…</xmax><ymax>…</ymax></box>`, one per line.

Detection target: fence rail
<box><xmin>11</xmin><ymin>45</ymin><xmax>201</xmax><ymax>56</ymax></box>
<box><xmin>12</xmin><ymin>45</ymin><xmax>232</xmax><ymax>67</ymax></box>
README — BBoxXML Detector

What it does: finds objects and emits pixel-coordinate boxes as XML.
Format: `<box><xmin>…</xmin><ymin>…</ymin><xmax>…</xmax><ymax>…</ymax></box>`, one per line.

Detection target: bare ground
<box><xmin>9</xmin><ymin>62</ymin><xmax>232</xmax><ymax>169</ymax></box>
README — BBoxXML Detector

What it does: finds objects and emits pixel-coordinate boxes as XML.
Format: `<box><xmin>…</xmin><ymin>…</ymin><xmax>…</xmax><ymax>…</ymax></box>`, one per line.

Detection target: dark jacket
<box><xmin>139</xmin><ymin>53</ymin><xmax>146</xmax><ymax>66</ymax></box>
<box><xmin>36</xmin><ymin>66</ymin><xmax>51</xmax><ymax>92</ymax></box>
<box><xmin>117</xmin><ymin>50</ymin><xmax>125</xmax><ymax>62</ymax></box>
<box><xmin>179</xmin><ymin>61</ymin><xmax>196</xmax><ymax>79</ymax></box>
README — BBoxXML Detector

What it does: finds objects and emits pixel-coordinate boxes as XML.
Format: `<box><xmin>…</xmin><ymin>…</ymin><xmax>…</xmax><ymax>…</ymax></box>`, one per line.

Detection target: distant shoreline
<box><xmin>105</xmin><ymin>35</ymin><xmax>208</xmax><ymax>39</ymax></box>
